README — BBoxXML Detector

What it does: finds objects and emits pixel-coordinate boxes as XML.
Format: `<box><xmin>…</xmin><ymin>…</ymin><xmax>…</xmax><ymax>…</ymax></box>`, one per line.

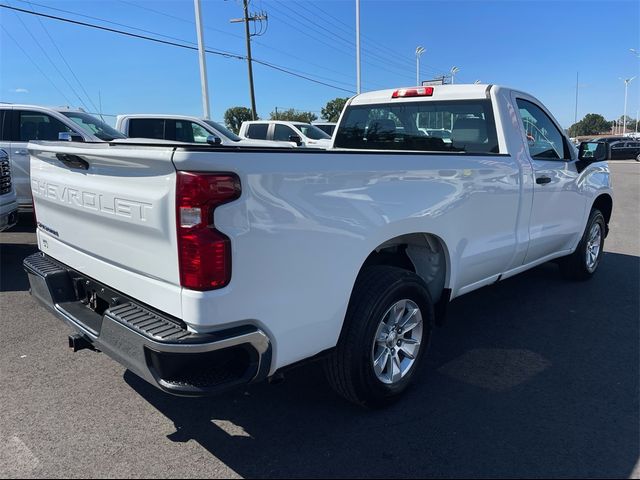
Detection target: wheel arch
<box><xmin>592</xmin><ymin>193</ymin><xmax>613</xmax><ymax>235</ymax></box>
<box><xmin>356</xmin><ymin>232</ymin><xmax>451</xmax><ymax>305</ymax></box>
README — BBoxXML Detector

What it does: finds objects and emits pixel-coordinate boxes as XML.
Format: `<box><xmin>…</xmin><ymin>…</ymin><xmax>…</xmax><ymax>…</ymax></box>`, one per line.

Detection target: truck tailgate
<box><xmin>28</xmin><ymin>142</ymin><xmax>182</xmax><ymax>318</ymax></box>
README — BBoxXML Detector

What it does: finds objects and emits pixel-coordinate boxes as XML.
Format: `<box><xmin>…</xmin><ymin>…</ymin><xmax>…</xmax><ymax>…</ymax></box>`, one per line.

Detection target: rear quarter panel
<box><xmin>173</xmin><ymin>149</ymin><xmax>522</xmax><ymax>371</ymax></box>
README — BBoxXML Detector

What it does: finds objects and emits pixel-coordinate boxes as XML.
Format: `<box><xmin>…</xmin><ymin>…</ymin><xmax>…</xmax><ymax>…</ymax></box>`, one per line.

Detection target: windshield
<box><xmin>294</xmin><ymin>123</ymin><xmax>331</xmax><ymax>140</ymax></box>
<box><xmin>204</xmin><ymin>120</ymin><xmax>242</xmax><ymax>142</ymax></box>
<box><xmin>61</xmin><ymin>112</ymin><xmax>126</xmax><ymax>141</ymax></box>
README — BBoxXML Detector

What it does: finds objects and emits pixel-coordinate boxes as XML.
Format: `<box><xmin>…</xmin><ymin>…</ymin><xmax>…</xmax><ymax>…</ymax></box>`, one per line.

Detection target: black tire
<box><xmin>559</xmin><ymin>209</ymin><xmax>606</xmax><ymax>280</ymax></box>
<box><xmin>636</xmin><ymin>153</ymin><xmax>640</xmax><ymax>162</ymax></box>
<box><xmin>324</xmin><ymin>266</ymin><xmax>434</xmax><ymax>407</ymax></box>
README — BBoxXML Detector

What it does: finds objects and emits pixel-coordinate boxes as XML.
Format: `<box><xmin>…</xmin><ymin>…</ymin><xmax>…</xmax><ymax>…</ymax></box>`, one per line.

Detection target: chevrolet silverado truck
<box><xmin>24</xmin><ymin>85</ymin><xmax>613</xmax><ymax>407</ymax></box>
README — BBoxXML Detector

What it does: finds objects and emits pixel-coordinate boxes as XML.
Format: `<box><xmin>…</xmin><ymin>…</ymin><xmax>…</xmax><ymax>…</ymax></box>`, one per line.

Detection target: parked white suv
<box><xmin>0</xmin><ymin>105</ymin><xmax>125</xmax><ymax>209</ymax></box>
<box><xmin>116</xmin><ymin>115</ymin><xmax>292</xmax><ymax>148</ymax></box>
<box><xmin>239</xmin><ymin>120</ymin><xmax>332</xmax><ymax>148</ymax></box>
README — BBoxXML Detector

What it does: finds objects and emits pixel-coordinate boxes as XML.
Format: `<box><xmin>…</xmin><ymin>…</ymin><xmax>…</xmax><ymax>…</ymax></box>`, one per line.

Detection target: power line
<box><xmin>0</xmin><ymin>3</ymin><xmax>355</xmax><ymax>94</ymax></box>
<box><xmin>0</xmin><ymin>24</ymin><xmax>74</xmax><ymax>105</ymax></box>
<box><xmin>266</xmin><ymin>9</ymin><xmax>413</xmax><ymax>84</ymax></box>
<box><xmin>298</xmin><ymin>1</ymin><xmax>452</xmax><ymax>78</ymax></box>
<box><xmin>118</xmin><ymin>0</ymin><xmax>380</xmax><ymax>89</ymax></box>
<box><xmin>10</xmin><ymin>8</ymin><xmax>90</xmax><ymax>110</ymax></box>
<box><xmin>24</xmin><ymin>0</ymin><xmax>100</xmax><ymax>113</ymax></box>
<box><xmin>267</xmin><ymin>1</ymin><xmax>416</xmax><ymax>83</ymax></box>
<box><xmin>272</xmin><ymin>0</ymin><xmax>421</xmax><ymax>75</ymax></box>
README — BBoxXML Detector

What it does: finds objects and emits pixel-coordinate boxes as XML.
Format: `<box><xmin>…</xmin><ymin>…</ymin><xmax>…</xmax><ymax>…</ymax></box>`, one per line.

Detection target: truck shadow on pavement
<box><xmin>126</xmin><ymin>251</ymin><xmax>640</xmax><ymax>478</ymax></box>
<box><xmin>0</xmin><ymin>243</ymin><xmax>38</xmax><ymax>292</ymax></box>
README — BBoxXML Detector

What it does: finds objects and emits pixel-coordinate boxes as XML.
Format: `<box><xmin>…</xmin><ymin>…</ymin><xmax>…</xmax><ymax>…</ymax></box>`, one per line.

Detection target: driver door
<box><xmin>514</xmin><ymin>97</ymin><xmax>588</xmax><ymax>264</ymax></box>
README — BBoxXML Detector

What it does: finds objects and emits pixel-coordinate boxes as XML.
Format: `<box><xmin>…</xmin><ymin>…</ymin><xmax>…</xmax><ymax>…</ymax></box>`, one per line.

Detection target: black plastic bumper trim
<box><xmin>24</xmin><ymin>252</ymin><xmax>272</xmax><ymax>396</ymax></box>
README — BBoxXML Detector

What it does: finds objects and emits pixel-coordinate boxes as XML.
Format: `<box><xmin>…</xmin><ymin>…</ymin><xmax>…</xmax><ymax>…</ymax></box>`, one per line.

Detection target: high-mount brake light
<box><xmin>176</xmin><ymin>171</ymin><xmax>241</xmax><ymax>291</ymax></box>
<box><xmin>392</xmin><ymin>87</ymin><xmax>434</xmax><ymax>98</ymax></box>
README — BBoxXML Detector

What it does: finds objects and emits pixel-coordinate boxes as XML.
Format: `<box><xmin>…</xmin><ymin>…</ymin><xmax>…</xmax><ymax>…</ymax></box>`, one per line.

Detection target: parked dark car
<box><xmin>591</xmin><ymin>137</ymin><xmax>640</xmax><ymax>161</ymax></box>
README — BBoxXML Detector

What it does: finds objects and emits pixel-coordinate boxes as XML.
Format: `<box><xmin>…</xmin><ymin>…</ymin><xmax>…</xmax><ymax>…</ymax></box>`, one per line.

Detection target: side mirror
<box><xmin>578</xmin><ymin>141</ymin><xmax>609</xmax><ymax>162</ymax></box>
<box><xmin>58</xmin><ymin>132</ymin><xmax>85</xmax><ymax>142</ymax></box>
<box><xmin>206</xmin><ymin>135</ymin><xmax>222</xmax><ymax>146</ymax></box>
<box><xmin>288</xmin><ymin>134</ymin><xmax>303</xmax><ymax>146</ymax></box>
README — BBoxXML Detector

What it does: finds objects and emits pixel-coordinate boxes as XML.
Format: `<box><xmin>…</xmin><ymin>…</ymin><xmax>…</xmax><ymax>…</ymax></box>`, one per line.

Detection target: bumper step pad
<box><xmin>106</xmin><ymin>303</ymin><xmax>191</xmax><ymax>342</ymax></box>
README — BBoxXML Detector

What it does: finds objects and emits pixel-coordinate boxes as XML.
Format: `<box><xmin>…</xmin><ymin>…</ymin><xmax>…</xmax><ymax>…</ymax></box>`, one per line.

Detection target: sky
<box><xmin>1</xmin><ymin>0</ymin><xmax>639</xmax><ymax>129</ymax></box>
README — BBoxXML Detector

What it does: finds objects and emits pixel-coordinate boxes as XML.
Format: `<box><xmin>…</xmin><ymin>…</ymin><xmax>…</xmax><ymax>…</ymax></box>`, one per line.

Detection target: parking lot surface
<box><xmin>1</xmin><ymin>161</ymin><xmax>638</xmax><ymax>479</ymax></box>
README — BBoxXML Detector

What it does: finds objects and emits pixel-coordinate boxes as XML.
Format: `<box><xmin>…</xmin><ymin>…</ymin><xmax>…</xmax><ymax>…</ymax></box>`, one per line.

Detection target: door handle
<box><xmin>13</xmin><ymin>149</ymin><xmax>28</xmax><ymax>155</ymax></box>
<box><xmin>536</xmin><ymin>176</ymin><xmax>551</xmax><ymax>185</ymax></box>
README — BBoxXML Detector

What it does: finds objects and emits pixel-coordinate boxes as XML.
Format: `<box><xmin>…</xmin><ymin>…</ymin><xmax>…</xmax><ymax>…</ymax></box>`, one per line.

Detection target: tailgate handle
<box><xmin>55</xmin><ymin>153</ymin><xmax>89</xmax><ymax>170</ymax></box>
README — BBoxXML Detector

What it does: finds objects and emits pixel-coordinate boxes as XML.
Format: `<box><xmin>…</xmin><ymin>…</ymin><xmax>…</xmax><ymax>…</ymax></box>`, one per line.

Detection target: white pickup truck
<box><xmin>24</xmin><ymin>85</ymin><xmax>613</xmax><ymax>407</ymax></box>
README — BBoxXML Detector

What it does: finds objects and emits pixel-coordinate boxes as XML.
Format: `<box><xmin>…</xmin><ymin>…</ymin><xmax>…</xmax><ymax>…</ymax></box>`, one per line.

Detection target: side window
<box><xmin>516</xmin><ymin>99</ymin><xmax>567</xmax><ymax>160</ymax></box>
<box><xmin>174</xmin><ymin>120</ymin><xmax>194</xmax><ymax>142</ymax></box>
<box><xmin>17</xmin><ymin>111</ymin><xmax>72</xmax><ymax>141</ymax></box>
<box><xmin>0</xmin><ymin>110</ymin><xmax>5</xmax><ymax>141</ymax></box>
<box><xmin>610</xmin><ymin>142</ymin><xmax>624</xmax><ymax>150</ymax></box>
<box><xmin>190</xmin><ymin>122</ymin><xmax>210</xmax><ymax>143</ymax></box>
<box><xmin>129</xmin><ymin>119</ymin><xmax>165</xmax><ymax>140</ymax></box>
<box><xmin>273</xmin><ymin>124</ymin><xmax>295</xmax><ymax>141</ymax></box>
<box><xmin>246</xmin><ymin>123</ymin><xmax>268</xmax><ymax>140</ymax></box>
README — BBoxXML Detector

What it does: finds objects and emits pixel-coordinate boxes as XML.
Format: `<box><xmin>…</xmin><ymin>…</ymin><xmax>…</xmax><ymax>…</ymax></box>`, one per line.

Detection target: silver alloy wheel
<box><xmin>371</xmin><ymin>299</ymin><xmax>423</xmax><ymax>385</ymax></box>
<box><xmin>585</xmin><ymin>222</ymin><xmax>602</xmax><ymax>272</ymax></box>
<box><xmin>636</xmin><ymin>153</ymin><xmax>640</xmax><ymax>162</ymax></box>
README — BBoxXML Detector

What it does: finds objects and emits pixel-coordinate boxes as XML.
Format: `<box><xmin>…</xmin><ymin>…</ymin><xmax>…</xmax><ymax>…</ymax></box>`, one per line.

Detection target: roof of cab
<box><xmin>349</xmin><ymin>84</ymin><xmax>493</xmax><ymax>106</ymax></box>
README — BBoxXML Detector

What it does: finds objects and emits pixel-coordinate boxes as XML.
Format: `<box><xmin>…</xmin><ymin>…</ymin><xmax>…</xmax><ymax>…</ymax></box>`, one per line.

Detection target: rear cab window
<box><xmin>128</xmin><ymin>119</ymin><xmax>166</xmax><ymax>140</ymax></box>
<box><xmin>334</xmin><ymin>100</ymin><xmax>499</xmax><ymax>154</ymax></box>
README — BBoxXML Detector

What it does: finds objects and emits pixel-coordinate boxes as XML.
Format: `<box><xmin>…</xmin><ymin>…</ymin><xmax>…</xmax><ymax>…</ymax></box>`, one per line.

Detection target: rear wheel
<box><xmin>636</xmin><ymin>153</ymin><xmax>640</xmax><ymax>162</ymax></box>
<box><xmin>324</xmin><ymin>266</ymin><xmax>434</xmax><ymax>407</ymax></box>
<box><xmin>559</xmin><ymin>209</ymin><xmax>606</xmax><ymax>280</ymax></box>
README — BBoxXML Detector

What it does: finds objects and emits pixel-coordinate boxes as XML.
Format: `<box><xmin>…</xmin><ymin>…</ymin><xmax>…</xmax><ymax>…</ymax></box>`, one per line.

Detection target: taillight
<box><xmin>176</xmin><ymin>171</ymin><xmax>241</xmax><ymax>291</ymax></box>
<box><xmin>392</xmin><ymin>87</ymin><xmax>434</xmax><ymax>98</ymax></box>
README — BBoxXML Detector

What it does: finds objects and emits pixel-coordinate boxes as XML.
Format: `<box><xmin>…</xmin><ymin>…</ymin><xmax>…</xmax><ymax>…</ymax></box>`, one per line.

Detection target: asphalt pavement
<box><xmin>1</xmin><ymin>161</ymin><xmax>638</xmax><ymax>479</ymax></box>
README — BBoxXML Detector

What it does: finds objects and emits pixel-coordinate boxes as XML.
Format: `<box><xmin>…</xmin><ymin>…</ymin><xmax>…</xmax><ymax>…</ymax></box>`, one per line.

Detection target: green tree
<box><xmin>224</xmin><ymin>107</ymin><xmax>255</xmax><ymax>134</ymax></box>
<box><xmin>270</xmin><ymin>108</ymin><xmax>317</xmax><ymax>123</ymax></box>
<box><xmin>321</xmin><ymin>97</ymin><xmax>349</xmax><ymax>122</ymax></box>
<box><xmin>568</xmin><ymin>113</ymin><xmax>612</xmax><ymax>137</ymax></box>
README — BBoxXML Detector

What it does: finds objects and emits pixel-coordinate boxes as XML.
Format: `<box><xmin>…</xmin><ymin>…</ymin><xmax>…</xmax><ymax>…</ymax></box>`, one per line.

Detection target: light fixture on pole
<box><xmin>450</xmin><ymin>66</ymin><xmax>460</xmax><ymax>84</ymax></box>
<box><xmin>621</xmin><ymin>76</ymin><xmax>636</xmax><ymax>135</ymax></box>
<box><xmin>415</xmin><ymin>46</ymin><xmax>425</xmax><ymax>86</ymax></box>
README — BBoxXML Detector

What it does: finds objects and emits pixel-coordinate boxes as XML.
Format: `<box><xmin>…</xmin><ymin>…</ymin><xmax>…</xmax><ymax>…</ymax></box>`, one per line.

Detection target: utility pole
<box><xmin>355</xmin><ymin>0</ymin><xmax>361</xmax><ymax>94</ymax></box>
<box><xmin>231</xmin><ymin>0</ymin><xmax>267</xmax><ymax>120</ymax></box>
<box><xmin>194</xmin><ymin>0</ymin><xmax>210</xmax><ymax>119</ymax></box>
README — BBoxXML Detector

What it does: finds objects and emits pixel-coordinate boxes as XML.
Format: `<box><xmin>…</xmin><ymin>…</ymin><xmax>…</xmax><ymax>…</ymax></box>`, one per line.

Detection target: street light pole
<box><xmin>355</xmin><ymin>0</ymin><xmax>361</xmax><ymax>94</ymax></box>
<box><xmin>622</xmin><ymin>77</ymin><xmax>636</xmax><ymax>135</ymax></box>
<box><xmin>415</xmin><ymin>46</ymin><xmax>425</xmax><ymax>86</ymax></box>
<box><xmin>450</xmin><ymin>66</ymin><xmax>460</xmax><ymax>84</ymax></box>
<box><xmin>194</xmin><ymin>0</ymin><xmax>210</xmax><ymax>119</ymax></box>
